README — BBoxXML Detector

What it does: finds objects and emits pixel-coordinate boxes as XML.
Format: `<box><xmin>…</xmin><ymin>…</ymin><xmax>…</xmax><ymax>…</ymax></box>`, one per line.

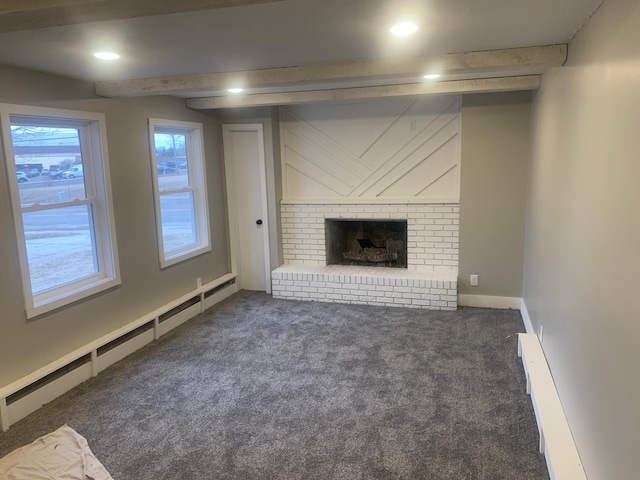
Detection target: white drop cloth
<box><xmin>0</xmin><ymin>424</ymin><xmax>113</xmax><ymax>480</ymax></box>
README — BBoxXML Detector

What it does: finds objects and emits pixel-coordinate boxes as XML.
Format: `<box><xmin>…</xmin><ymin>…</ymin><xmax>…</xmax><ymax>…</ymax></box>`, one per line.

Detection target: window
<box><xmin>148</xmin><ymin>119</ymin><xmax>210</xmax><ymax>267</ymax></box>
<box><xmin>0</xmin><ymin>104</ymin><xmax>120</xmax><ymax>318</ymax></box>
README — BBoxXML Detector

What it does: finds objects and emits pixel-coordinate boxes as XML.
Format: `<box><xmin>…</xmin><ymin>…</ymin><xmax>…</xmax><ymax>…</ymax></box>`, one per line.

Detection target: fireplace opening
<box><xmin>325</xmin><ymin>219</ymin><xmax>407</xmax><ymax>268</ymax></box>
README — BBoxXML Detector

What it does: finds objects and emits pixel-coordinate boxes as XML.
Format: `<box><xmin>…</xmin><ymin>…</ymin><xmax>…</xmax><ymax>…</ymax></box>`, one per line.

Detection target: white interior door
<box><xmin>222</xmin><ymin>124</ymin><xmax>270</xmax><ymax>292</ymax></box>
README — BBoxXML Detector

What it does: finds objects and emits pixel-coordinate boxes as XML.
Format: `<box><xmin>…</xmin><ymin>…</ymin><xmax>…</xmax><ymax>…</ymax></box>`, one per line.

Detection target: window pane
<box><xmin>11</xmin><ymin>125</ymin><xmax>87</xmax><ymax>206</ymax></box>
<box><xmin>154</xmin><ymin>132</ymin><xmax>190</xmax><ymax>190</ymax></box>
<box><xmin>150</xmin><ymin>119</ymin><xmax>208</xmax><ymax>267</ymax></box>
<box><xmin>159</xmin><ymin>192</ymin><xmax>197</xmax><ymax>254</ymax></box>
<box><xmin>23</xmin><ymin>205</ymin><xmax>98</xmax><ymax>294</ymax></box>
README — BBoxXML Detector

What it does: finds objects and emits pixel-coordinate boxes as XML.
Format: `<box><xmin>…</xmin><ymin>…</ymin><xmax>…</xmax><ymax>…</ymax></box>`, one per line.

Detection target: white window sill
<box><xmin>160</xmin><ymin>244</ymin><xmax>211</xmax><ymax>269</ymax></box>
<box><xmin>27</xmin><ymin>276</ymin><xmax>121</xmax><ymax>319</ymax></box>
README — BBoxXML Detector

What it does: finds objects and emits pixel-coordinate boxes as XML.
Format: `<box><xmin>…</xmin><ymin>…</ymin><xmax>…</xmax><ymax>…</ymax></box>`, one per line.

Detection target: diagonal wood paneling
<box><xmin>284</xmin><ymin>145</ymin><xmax>353</xmax><ymax>196</ymax></box>
<box><xmin>284</xmin><ymin>164</ymin><xmax>344</xmax><ymax>198</ymax></box>
<box><xmin>281</xmin><ymin>95</ymin><xmax>461</xmax><ymax>202</ymax></box>
<box><xmin>353</xmin><ymin>100</ymin><xmax>460</xmax><ymax>197</ymax></box>
<box><xmin>281</xmin><ymin>109</ymin><xmax>372</xmax><ymax>178</ymax></box>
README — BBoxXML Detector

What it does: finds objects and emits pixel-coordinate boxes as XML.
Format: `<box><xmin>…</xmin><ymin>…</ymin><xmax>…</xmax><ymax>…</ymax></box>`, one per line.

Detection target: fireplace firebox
<box><xmin>325</xmin><ymin>219</ymin><xmax>407</xmax><ymax>268</ymax></box>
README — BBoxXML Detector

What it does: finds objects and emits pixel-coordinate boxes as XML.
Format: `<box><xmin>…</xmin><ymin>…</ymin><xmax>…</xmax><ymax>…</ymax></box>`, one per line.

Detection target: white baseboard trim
<box><xmin>520</xmin><ymin>298</ymin><xmax>535</xmax><ymax>334</ymax></box>
<box><xmin>457</xmin><ymin>294</ymin><xmax>521</xmax><ymax>309</ymax></box>
<box><xmin>0</xmin><ymin>273</ymin><xmax>237</xmax><ymax>432</ymax></box>
<box><xmin>518</xmin><ymin>333</ymin><xmax>586</xmax><ymax>480</ymax></box>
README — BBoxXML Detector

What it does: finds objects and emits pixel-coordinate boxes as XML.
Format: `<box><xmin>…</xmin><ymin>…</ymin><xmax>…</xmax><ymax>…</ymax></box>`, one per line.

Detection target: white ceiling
<box><xmin>0</xmin><ymin>0</ymin><xmax>603</xmax><ymax>100</ymax></box>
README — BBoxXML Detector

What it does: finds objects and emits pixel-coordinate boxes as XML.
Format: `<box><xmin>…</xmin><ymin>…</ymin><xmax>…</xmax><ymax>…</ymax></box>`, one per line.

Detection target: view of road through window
<box><xmin>18</xmin><ymin>170</ymin><xmax>193</xmax><ymax>291</ymax></box>
<box><xmin>152</xmin><ymin>128</ymin><xmax>202</xmax><ymax>260</ymax></box>
<box><xmin>12</xmin><ymin>122</ymin><xmax>197</xmax><ymax>296</ymax></box>
<box><xmin>7</xmin><ymin>114</ymin><xmax>119</xmax><ymax>315</ymax></box>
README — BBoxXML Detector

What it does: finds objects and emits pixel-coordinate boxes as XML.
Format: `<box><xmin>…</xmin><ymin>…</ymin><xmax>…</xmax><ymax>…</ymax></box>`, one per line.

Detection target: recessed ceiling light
<box><xmin>94</xmin><ymin>52</ymin><xmax>120</xmax><ymax>61</ymax></box>
<box><xmin>228</xmin><ymin>88</ymin><xmax>244</xmax><ymax>94</ymax></box>
<box><xmin>390</xmin><ymin>22</ymin><xmax>418</xmax><ymax>36</ymax></box>
<box><xmin>424</xmin><ymin>74</ymin><xmax>441</xmax><ymax>80</ymax></box>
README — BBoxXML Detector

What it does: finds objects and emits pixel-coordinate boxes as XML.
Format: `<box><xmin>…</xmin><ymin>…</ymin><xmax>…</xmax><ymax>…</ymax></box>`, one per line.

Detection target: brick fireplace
<box><xmin>271</xmin><ymin>202</ymin><xmax>459</xmax><ymax>310</ymax></box>
<box><xmin>272</xmin><ymin>95</ymin><xmax>462</xmax><ymax>310</ymax></box>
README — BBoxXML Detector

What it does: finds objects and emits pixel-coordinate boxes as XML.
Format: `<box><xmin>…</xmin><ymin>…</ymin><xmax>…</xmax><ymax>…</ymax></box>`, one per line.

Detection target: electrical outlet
<box><xmin>470</xmin><ymin>274</ymin><xmax>479</xmax><ymax>286</ymax></box>
<box><xmin>196</xmin><ymin>277</ymin><xmax>202</xmax><ymax>288</ymax></box>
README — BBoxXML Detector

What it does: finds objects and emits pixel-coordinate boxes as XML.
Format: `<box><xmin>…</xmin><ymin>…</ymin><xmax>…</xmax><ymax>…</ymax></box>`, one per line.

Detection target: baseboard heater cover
<box><xmin>0</xmin><ymin>273</ymin><xmax>238</xmax><ymax>432</ymax></box>
<box><xmin>205</xmin><ymin>278</ymin><xmax>235</xmax><ymax>298</ymax></box>
<box><xmin>6</xmin><ymin>355</ymin><xmax>92</xmax><ymax>406</ymax></box>
<box><xmin>517</xmin><ymin>333</ymin><xmax>587</xmax><ymax>480</ymax></box>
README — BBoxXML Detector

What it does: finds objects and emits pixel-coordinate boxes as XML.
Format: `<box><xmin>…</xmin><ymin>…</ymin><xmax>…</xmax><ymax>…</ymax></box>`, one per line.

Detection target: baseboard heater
<box><xmin>0</xmin><ymin>274</ymin><xmax>237</xmax><ymax>432</ymax></box>
<box><xmin>517</xmin><ymin>333</ymin><xmax>587</xmax><ymax>480</ymax></box>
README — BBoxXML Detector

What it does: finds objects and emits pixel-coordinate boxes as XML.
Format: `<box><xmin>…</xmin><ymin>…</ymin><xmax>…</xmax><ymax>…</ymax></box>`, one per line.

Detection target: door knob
<box><xmin>256</xmin><ymin>219</ymin><xmax>263</xmax><ymax>225</ymax></box>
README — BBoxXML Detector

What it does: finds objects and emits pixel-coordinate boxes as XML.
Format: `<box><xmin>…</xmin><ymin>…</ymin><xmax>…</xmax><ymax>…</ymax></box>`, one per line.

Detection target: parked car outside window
<box><xmin>157</xmin><ymin>162</ymin><xmax>177</xmax><ymax>174</ymax></box>
<box><xmin>61</xmin><ymin>166</ymin><xmax>84</xmax><ymax>179</ymax></box>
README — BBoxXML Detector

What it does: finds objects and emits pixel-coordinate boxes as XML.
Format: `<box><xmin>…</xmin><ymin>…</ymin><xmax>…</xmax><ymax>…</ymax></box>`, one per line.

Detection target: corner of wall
<box><xmin>519</xmin><ymin>298</ymin><xmax>534</xmax><ymax>334</ymax></box>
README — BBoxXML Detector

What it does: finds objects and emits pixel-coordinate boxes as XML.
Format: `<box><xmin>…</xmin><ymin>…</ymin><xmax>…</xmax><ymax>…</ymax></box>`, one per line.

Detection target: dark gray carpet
<box><xmin>0</xmin><ymin>291</ymin><xmax>548</xmax><ymax>479</ymax></box>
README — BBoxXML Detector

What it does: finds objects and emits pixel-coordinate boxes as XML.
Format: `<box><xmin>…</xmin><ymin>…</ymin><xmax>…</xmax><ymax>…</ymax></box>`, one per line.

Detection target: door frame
<box><xmin>222</xmin><ymin>123</ymin><xmax>271</xmax><ymax>293</ymax></box>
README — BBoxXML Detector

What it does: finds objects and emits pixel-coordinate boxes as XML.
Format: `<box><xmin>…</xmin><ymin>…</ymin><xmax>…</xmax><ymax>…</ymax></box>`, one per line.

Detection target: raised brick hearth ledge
<box><xmin>272</xmin><ymin>265</ymin><xmax>457</xmax><ymax>310</ymax></box>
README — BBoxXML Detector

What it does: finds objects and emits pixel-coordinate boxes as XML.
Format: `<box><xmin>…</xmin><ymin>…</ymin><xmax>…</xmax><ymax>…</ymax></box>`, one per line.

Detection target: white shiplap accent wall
<box><xmin>280</xmin><ymin>95</ymin><xmax>461</xmax><ymax>203</ymax></box>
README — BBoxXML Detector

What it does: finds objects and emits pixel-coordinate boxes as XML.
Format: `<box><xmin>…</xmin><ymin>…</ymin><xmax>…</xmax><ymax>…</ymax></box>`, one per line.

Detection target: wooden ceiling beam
<box><xmin>95</xmin><ymin>45</ymin><xmax>565</xmax><ymax>98</ymax></box>
<box><xmin>0</xmin><ymin>0</ymin><xmax>102</xmax><ymax>15</ymax></box>
<box><xmin>0</xmin><ymin>0</ymin><xmax>286</xmax><ymax>32</ymax></box>
<box><xmin>186</xmin><ymin>75</ymin><xmax>542</xmax><ymax>110</ymax></box>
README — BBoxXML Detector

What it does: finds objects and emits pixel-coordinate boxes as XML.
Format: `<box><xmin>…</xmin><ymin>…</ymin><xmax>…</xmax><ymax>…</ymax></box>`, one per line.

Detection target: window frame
<box><xmin>0</xmin><ymin>104</ymin><xmax>120</xmax><ymax>318</ymax></box>
<box><xmin>148</xmin><ymin>118</ymin><xmax>210</xmax><ymax>268</ymax></box>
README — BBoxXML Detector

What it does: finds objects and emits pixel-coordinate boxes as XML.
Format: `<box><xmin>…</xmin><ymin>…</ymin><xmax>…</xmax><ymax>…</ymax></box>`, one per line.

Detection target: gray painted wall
<box><xmin>459</xmin><ymin>92</ymin><xmax>531</xmax><ymax>297</ymax></box>
<box><xmin>523</xmin><ymin>0</ymin><xmax>640</xmax><ymax>478</ymax></box>
<box><xmin>0</xmin><ymin>65</ymin><xmax>229</xmax><ymax>387</ymax></box>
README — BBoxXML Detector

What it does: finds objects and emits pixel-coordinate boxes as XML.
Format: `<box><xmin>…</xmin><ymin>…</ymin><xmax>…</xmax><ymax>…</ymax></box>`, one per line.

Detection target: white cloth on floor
<box><xmin>0</xmin><ymin>424</ymin><xmax>113</xmax><ymax>480</ymax></box>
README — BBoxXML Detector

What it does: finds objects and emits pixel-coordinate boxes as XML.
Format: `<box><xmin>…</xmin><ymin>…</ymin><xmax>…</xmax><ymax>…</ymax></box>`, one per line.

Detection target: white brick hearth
<box><xmin>272</xmin><ymin>202</ymin><xmax>459</xmax><ymax>310</ymax></box>
<box><xmin>272</xmin><ymin>265</ymin><xmax>457</xmax><ymax>309</ymax></box>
